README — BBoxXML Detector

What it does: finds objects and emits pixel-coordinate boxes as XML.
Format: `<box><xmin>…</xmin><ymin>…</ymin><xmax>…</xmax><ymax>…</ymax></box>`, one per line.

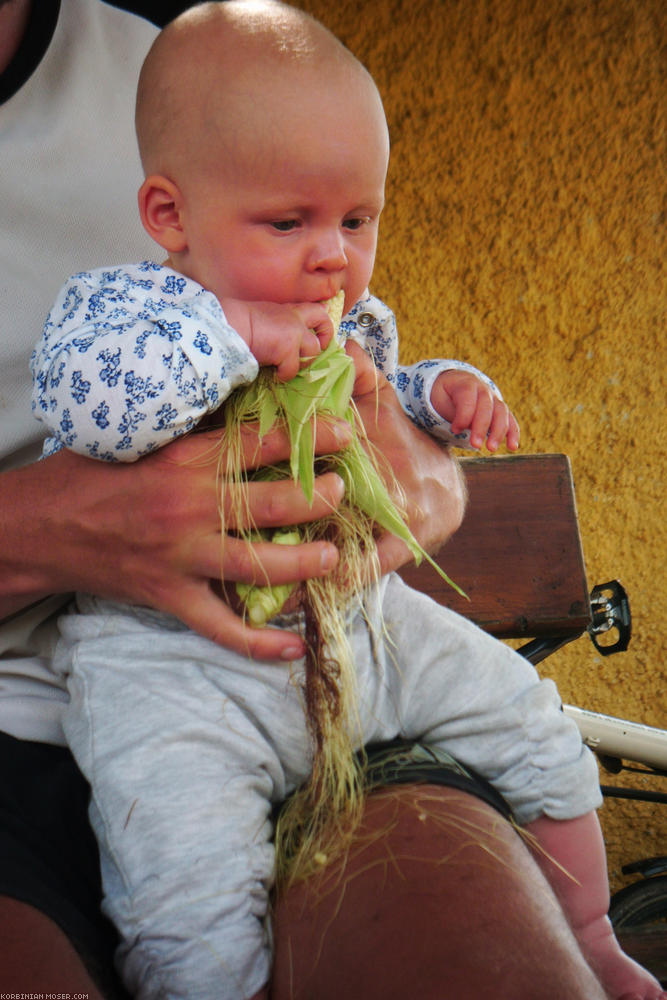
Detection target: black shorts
<box><xmin>363</xmin><ymin>738</ymin><xmax>513</xmax><ymax>820</ymax></box>
<box><xmin>0</xmin><ymin>730</ymin><xmax>131</xmax><ymax>999</ymax></box>
<box><xmin>0</xmin><ymin>731</ymin><xmax>511</xmax><ymax>995</ymax></box>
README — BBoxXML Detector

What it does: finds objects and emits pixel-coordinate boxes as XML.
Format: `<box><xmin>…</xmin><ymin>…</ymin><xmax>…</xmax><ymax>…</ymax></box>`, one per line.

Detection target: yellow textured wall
<box><xmin>298</xmin><ymin>0</ymin><xmax>666</xmax><ymax>889</ymax></box>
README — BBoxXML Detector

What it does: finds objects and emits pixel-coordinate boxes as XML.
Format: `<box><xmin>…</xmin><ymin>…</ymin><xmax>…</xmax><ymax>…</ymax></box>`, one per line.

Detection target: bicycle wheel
<box><xmin>609</xmin><ymin>875</ymin><xmax>667</xmax><ymax>928</ymax></box>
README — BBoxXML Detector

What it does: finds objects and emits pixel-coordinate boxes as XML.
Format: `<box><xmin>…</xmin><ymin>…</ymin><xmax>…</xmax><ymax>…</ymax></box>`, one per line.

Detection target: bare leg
<box><xmin>272</xmin><ymin>786</ymin><xmax>607</xmax><ymax>1000</ymax></box>
<box><xmin>527</xmin><ymin>814</ymin><xmax>666</xmax><ymax>1000</ymax></box>
<box><xmin>0</xmin><ymin>896</ymin><xmax>105</xmax><ymax>998</ymax></box>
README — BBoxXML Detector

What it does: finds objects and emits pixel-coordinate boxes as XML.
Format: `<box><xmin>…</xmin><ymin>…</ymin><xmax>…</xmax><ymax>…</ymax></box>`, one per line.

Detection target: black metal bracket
<box><xmin>588</xmin><ymin>580</ymin><xmax>631</xmax><ymax>656</ymax></box>
<box><xmin>518</xmin><ymin>634</ymin><xmax>581</xmax><ymax>666</ymax></box>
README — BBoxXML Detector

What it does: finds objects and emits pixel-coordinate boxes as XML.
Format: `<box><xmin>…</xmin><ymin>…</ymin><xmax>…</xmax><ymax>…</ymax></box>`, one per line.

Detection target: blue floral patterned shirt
<box><xmin>31</xmin><ymin>262</ymin><xmax>499</xmax><ymax>460</ymax></box>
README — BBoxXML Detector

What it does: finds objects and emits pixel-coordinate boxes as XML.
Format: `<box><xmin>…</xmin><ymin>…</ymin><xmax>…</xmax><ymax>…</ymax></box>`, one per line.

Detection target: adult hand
<box><xmin>346</xmin><ymin>341</ymin><xmax>466</xmax><ymax>575</ymax></box>
<box><xmin>0</xmin><ymin>418</ymin><xmax>351</xmax><ymax>661</ymax></box>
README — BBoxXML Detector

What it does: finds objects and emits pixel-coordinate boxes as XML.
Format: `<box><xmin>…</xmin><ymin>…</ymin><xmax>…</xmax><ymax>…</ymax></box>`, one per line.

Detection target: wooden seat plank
<box><xmin>399</xmin><ymin>454</ymin><xmax>592</xmax><ymax>640</ymax></box>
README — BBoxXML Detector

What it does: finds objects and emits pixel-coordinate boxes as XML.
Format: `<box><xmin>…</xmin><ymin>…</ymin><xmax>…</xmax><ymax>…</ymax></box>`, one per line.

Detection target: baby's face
<box><xmin>175</xmin><ymin>83</ymin><xmax>389</xmax><ymax>317</ymax></box>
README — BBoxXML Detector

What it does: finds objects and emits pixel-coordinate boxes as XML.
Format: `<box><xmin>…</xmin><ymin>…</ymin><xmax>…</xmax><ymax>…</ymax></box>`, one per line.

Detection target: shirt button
<box><xmin>357</xmin><ymin>313</ymin><xmax>375</xmax><ymax>327</ymax></box>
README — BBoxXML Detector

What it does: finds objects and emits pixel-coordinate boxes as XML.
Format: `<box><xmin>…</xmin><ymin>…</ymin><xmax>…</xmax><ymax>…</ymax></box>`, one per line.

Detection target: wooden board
<box><xmin>399</xmin><ymin>454</ymin><xmax>592</xmax><ymax>640</ymax></box>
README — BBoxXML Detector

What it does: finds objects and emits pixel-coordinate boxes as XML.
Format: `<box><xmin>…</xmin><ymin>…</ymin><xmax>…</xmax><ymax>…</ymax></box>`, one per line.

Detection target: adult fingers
<box><xmin>374</xmin><ymin>531</ymin><xmax>414</xmax><ymax>577</ymax></box>
<box><xmin>217</xmin><ymin>533</ymin><xmax>340</xmax><ymax>586</ymax></box>
<box><xmin>232</xmin><ymin>416</ymin><xmax>352</xmax><ymax>470</ymax></box>
<box><xmin>219</xmin><ymin>470</ymin><xmax>345</xmax><ymax>533</ymax></box>
<box><xmin>163</xmin><ymin>578</ymin><xmax>306</xmax><ymax>661</ymax></box>
<box><xmin>345</xmin><ymin>340</ymin><xmax>383</xmax><ymax>397</ymax></box>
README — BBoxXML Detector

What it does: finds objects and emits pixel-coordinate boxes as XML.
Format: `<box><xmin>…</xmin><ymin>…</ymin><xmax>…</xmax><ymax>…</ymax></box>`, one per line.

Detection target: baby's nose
<box><xmin>308</xmin><ymin>232</ymin><xmax>348</xmax><ymax>271</ymax></box>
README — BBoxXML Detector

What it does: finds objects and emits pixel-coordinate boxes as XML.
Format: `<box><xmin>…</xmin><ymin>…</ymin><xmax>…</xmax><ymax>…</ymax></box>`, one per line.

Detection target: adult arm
<box><xmin>3</xmin><ymin>346</ymin><xmax>464</xmax><ymax>659</ymax></box>
<box><xmin>0</xmin><ymin>419</ymin><xmax>349</xmax><ymax>662</ymax></box>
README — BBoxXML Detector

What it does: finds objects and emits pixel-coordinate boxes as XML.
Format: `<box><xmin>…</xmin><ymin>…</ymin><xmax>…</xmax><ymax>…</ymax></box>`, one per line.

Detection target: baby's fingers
<box><xmin>273</xmin><ymin>328</ymin><xmax>322</xmax><ymax>381</ymax></box>
<box><xmin>449</xmin><ymin>383</ymin><xmax>488</xmax><ymax>438</ymax></box>
<box><xmin>273</xmin><ymin>303</ymin><xmax>334</xmax><ymax>381</ymax></box>
<box><xmin>465</xmin><ymin>390</ymin><xmax>495</xmax><ymax>450</ymax></box>
<box><xmin>294</xmin><ymin>301</ymin><xmax>334</xmax><ymax>353</ymax></box>
<box><xmin>506</xmin><ymin>410</ymin><xmax>521</xmax><ymax>450</ymax></box>
<box><xmin>486</xmin><ymin>403</ymin><xmax>520</xmax><ymax>452</ymax></box>
<box><xmin>308</xmin><ymin>304</ymin><xmax>335</xmax><ymax>351</ymax></box>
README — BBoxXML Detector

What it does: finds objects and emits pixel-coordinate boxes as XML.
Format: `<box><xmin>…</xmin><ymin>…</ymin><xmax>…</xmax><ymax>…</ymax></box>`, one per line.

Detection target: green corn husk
<box><xmin>218</xmin><ymin>291</ymin><xmax>463</xmax><ymax>886</ymax></box>
<box><xmin>335</xmin><ymin>414</ymin><xmax>465</xmax><ymax>595</ymax></box>
<box><xmin>235</xmin><ymin>528</ymin><xmax>302</xmax><ymax>626</ymax></box>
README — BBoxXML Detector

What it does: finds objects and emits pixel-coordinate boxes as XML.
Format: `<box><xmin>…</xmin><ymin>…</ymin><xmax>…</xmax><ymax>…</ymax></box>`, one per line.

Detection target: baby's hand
<box><xmin>221</xmin><ymin>299</ymin><xmax>334</xmax><ymax>381</ymax></box>
<box><xmin>431</xmin><ymin>369</ymin><xmax>520</xmax><ymax>452</ymax></box>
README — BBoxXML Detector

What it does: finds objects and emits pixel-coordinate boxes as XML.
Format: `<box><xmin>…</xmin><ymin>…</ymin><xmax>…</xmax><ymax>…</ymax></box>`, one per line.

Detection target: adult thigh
<box><xmin>0</xmin><ymin>896</ymin><xmax>105</xmax><ymax>998</ymax></box>
<box><xmin>271</xmin><ymin>785</ymin><xmax>606</xmax><ymax>1000</ymax></box>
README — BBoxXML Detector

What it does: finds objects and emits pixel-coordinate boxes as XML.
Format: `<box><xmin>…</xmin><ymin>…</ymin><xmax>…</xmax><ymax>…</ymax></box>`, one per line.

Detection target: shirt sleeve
<box><xmin>30</xmin><ymin>262</ymin><xmax>258</xmax><ymax>462</ymax></box>
<box><xmin>341</xmin><ymin>294</ymin><xmax>502</xmax><ymax>448</ymax></box>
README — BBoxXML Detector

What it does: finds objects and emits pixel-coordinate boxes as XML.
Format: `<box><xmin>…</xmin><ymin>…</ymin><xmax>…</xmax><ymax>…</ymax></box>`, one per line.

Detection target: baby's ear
<box><xmin>138</xmin><ymin>175</ymin><xmax>187</xmax><ymax>253</ymax></box>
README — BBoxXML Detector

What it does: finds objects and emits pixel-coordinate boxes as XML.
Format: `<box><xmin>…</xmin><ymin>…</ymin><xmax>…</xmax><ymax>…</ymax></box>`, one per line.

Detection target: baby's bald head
<box><xmin>134</xmin><ymin>1</ymin><xmax>389</xmax><ymax>311</ymax></box>
<box><xmin>135</xmin><ymin>1</ymin><xmax>387</xmax><ymax>182</ymax></box>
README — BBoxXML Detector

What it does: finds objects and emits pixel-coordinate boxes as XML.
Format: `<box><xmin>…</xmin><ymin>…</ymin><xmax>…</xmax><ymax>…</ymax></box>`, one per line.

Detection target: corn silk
<box><xmin>219</xmin><ymin>292</ymin><xmax>461</xmax><ymax>885</ymax></box>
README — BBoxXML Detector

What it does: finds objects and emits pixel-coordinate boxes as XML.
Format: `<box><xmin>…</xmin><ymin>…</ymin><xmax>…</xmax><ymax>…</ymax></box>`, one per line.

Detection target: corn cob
<box><xmin>218</xmin><ymin>292</ymin><xmax>462</xmax><ymax>884</ymax></box>
<box><xmin>228</xmin><ymin>293</ymin><xmax>462</xmax><ymax>626</ymax></box>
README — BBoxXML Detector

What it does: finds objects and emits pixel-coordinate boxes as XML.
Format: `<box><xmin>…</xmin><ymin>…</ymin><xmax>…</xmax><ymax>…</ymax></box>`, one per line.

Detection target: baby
<box><xmin>31</xmin><ymin>3</ymin><xmax>663</xmax><ymax>999</ymax></box>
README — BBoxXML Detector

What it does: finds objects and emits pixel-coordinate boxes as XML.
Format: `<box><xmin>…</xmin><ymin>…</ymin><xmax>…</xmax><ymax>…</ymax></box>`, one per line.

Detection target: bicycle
<box><xmin>521</xmin><ymin>578</ymin><xmax>667</xmax><ymax>983</ymax></box>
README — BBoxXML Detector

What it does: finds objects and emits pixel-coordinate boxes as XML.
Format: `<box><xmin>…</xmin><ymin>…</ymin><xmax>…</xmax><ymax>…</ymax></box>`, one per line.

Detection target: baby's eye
<box><xmin>342</xmin><ymin>217</ymin><xmax>367</xmax><ymax>231</ymax></box>
<box><xmin>271</xmin><ymin>220</ymin><xmax>298</xmax><ymax>232</ymax></box>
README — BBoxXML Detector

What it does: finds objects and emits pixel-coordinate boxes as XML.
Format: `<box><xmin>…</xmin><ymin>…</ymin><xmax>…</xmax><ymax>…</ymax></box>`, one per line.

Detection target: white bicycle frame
<box><xmin>564</xmin><ymin>705</ymin><xmax>667</xmax><ymax>772</ymax></box>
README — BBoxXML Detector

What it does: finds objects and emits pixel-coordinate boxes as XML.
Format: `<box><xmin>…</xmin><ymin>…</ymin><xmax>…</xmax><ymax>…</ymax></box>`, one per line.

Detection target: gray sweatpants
<box><xmin>54</xmin><ymin>573</ymin><xmax>601</xmax><ymax>1000</ymax></box>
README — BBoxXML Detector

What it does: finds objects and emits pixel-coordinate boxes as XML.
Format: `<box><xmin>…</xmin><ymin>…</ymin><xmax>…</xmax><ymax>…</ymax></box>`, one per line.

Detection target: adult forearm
<box><xmin>0</xmin><ymin>421</ymin><xmax>350</xmax><ymax>659</ymax></box>
<box><xmin>1</xmin><ymin>446</ymin><xmax>225</xmax><ymax>617</ymax></box>
<box><xmin>0</xmin><ymin>460</ymin><xmax>66</xmax><ymax>618</ymax></box>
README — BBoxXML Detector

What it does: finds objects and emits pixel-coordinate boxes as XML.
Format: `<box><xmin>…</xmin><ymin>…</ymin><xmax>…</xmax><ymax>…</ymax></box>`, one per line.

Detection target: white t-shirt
<box><xmin>0</xmin><ymin>0</ymin><xmax>159</xmax><ymax>742</ymax></box>
<box><xmin>1</xmin><ymin>0</ymin><xmax>159</xmax><ymax>472</ymax></box>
